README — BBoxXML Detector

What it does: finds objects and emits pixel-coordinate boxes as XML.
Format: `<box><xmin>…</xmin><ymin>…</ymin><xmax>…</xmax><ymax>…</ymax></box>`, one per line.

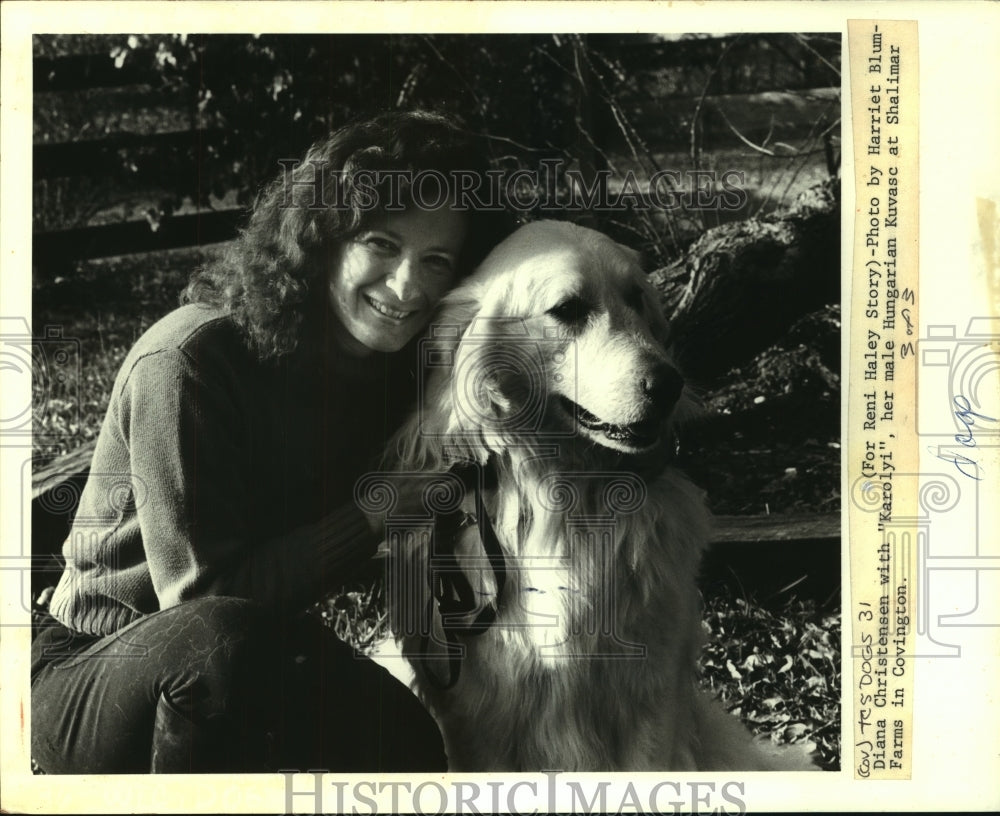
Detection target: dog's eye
<box><xmin>546</xmin><ymin>296</ymin><xmax>590</xmax><ymax>324</ymax></box>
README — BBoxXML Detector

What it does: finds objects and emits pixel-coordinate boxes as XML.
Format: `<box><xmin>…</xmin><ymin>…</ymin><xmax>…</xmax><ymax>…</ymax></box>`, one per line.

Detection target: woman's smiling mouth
<box><xmin>364</xmin><ymin>294</ymin><xmax>416</xmax><ymax>321</ymax></box>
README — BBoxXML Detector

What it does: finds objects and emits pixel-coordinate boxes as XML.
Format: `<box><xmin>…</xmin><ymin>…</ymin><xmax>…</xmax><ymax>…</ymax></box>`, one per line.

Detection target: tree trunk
<box><xmin>651</xmin><ymin>179</ymin><xmax>840</xmax><ymax>380</ymax></box>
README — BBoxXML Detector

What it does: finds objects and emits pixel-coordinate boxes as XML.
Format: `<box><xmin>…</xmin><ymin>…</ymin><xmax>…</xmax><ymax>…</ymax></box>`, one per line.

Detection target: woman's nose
<box><xmin>385</xmin><ymin>256</ymin><xmax>418</xmax><ymax>302</ymax></box>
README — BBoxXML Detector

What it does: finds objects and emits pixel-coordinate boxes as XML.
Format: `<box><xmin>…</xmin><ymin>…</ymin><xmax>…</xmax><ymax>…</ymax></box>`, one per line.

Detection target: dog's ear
<box><xmin>392</xmin><ymin>281</ymin><xmax>491</xmax><ymax>470</ymax></box>
<box><xmin>434</xmin><ymin>286</ymin><xmax>483</xmax><ymax>334</ymax></box>
<box><xmin>615</xmin><ymin>241</ymin><xmax>645</xmax><ymax>272</ymax></box>
<box><xmin>645</xmin><ymin>287</ymin><xmax>673</xmax><ymax>346</ymax></box>
<box><xmin>616</xmin><ymin>241</ymin><xmax>669</xmax><ymax>336</ymax></box>
<box><xmin>419</xmin><ymin>279</ymin><xmax>485</xmax><ymax>370</ymax></box>
<box><xmin>617</xmin><ymin>241</ymin><xmax>674</xmax><ymax>349</ymax></box>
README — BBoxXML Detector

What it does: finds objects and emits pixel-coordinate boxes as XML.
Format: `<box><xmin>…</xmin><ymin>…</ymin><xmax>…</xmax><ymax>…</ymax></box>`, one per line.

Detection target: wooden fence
<box><xmin>32</xmin><ymin>33</ymin><xmax>841</xmax><ymax>273</ymax></box>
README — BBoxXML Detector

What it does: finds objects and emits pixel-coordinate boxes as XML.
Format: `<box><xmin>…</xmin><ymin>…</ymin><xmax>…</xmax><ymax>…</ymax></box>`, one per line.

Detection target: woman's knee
<box><xmin>31</xmin><ymin>597</ymin><xmax>284</xmax><ymax>773</ymax></box>
<box><xmin>151</xmin><ymin>597</ymin><xmax>282</xmax><ymax>715</ymax></box>
<box><xmin>152</xmin><ymin>597</ymin><xmax>274</xmax><ymax>659</ymax></box>
<box><xmin>166</xmin><ymin>595</ymin><xmax>269</xmax><ymax>635</ymax></box>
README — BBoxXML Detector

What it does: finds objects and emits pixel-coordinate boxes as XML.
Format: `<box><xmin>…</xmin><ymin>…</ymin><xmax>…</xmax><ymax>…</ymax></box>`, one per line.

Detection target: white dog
<box><xmin>382</xmin><ymin>220</ymin><xmax>817</xmax><ymax>771</ymax></box>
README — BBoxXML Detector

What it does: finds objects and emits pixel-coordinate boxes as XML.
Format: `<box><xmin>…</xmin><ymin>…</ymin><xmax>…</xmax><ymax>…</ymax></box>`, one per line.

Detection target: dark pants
<box><xmin>31</xmin><ymin>597</ymin><xmax>445</xmax><ymax>774</ymax></box>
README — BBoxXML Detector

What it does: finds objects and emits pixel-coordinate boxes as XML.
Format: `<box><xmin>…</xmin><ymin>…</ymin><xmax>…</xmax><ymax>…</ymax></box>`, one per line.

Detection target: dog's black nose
<box><xmin>641</xmin><ymin>363</ymin><xmax>684</xmax><ymax>411</ymax></box>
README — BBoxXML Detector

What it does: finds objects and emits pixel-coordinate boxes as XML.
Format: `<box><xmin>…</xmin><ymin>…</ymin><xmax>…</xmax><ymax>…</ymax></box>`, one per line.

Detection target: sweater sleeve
<box><xmin>119</xmin><ymin>347</ymin><xmax>378</xmax><ymax>614</ymax></box>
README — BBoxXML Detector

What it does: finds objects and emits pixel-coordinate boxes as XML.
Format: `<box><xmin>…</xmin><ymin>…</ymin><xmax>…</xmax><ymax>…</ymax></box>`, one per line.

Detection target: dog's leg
<box><xmin>690</xmin><ymin>692</ymin><xmax>819</xmax><ymax>771</ymax></box>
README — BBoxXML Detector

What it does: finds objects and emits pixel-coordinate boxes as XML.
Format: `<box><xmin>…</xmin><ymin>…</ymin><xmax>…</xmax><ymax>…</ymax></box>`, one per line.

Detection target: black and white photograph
<box><xmin>3</xmin><ymin>2</ymin><xmax>999</xmax><ymax>814</ymax></box>
<box><xmin>26</xmin><ymin>29</ymin><xmax>841</xmax><ymax>776</ymax></box>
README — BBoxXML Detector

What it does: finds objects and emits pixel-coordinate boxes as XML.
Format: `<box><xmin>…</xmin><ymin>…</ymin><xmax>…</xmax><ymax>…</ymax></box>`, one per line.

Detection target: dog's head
<box><xmin>408</xmin><ymin>220</ymin><xmax>692</xmax><ymax>467</ymax></box>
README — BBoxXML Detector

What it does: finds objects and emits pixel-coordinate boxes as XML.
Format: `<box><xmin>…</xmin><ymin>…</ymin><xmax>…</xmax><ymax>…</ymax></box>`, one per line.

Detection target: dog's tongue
<box><xmin>604</xmin><ymin>421</ymin><xmax>659</xmax><ymax>447</ymax></box>
<box><xmin>565</xmin><ymin>397</ymin><xmax>660</xmax><ymax>448</ymax></box>
<box><xmin>575</xmin><ymin>403</ymin><xmax>605</xmax><ymax>429</ymax></box>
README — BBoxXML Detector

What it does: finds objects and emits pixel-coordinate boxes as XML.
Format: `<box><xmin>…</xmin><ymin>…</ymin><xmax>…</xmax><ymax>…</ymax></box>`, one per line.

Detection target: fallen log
<box><xmin>651</xmin><ymin>178</ymin><xmax>840</xmax><ymax>380</ymax></box>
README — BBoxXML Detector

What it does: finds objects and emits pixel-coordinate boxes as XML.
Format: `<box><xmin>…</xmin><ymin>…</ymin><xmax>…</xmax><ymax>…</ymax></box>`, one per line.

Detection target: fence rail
<box><xmin>33</xmin><ymin>209</ymin><xmax>244</xmax><ymax>272</ymax></box>
<box><xmin>32</xmin><ymin>33</ymin><xmax>840</xmax><ymax>269</ymax></box>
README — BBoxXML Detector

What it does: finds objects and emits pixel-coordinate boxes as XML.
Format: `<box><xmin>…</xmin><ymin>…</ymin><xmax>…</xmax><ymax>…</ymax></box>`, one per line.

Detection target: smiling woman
<box><xmin>329</xmin><ymin>207</ymin><xmax>470</xmax><ymax>356</ymax></box>
<box><xmin>30</xmin><ymin>110</ymin><xmax>511</xmax><ymax>774</ymax></box>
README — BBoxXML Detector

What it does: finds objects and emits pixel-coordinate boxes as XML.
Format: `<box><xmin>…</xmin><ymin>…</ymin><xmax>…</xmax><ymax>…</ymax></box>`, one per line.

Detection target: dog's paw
<box><xmin>752</xmin><ymin>738</ymin><xmax>820</xmax><ymax>771</ymax></box>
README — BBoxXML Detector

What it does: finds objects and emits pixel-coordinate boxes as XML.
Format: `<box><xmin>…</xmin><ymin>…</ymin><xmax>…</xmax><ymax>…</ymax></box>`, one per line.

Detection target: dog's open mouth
<box><xmin>557</xmin><ymin>395</ymin><xmax>661</xmax><ymax>452</ymax></box>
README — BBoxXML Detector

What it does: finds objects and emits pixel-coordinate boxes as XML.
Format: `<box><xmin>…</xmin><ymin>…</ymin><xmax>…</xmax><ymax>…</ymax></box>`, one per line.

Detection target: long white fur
<box><xmin>387</xmin><ymin>220</ymin><xmax>817</xmax><ymax>771</ymax></box>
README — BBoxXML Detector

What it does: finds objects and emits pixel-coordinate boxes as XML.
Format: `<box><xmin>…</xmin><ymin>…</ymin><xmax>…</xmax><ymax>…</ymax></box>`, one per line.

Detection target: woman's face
<box><xmin>327</xmin><ymin>206</ymin><xmax>468</xmax><ymax>356</ymax></box>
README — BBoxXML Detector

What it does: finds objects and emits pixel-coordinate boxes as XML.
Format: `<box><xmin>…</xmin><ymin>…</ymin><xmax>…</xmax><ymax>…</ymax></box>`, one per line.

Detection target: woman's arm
<box><xmin>122</xmin><ymin>346</ymin><xmax>380</xmax><ymax>614</ymax></box>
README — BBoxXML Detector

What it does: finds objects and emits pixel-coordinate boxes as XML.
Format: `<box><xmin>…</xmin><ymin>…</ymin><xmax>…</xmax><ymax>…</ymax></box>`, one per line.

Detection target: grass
<box><xmin>701</xmin><ymin>590</ymin><xmax>840</xmax><ymax>770</ymax></box>
<box><xmin>317</xmin><ymin>581</ymin><xmax>390</xmax><ymax>655</ymax></box>
<box><xmin>31</xmin><ymin>246</ymin><xmax>223</xmax><ymax>468</ymax></box>
<box><xmin>32</xmin><ymin>329</ymin><xmax>134</xmax><ymax>467</ymax></box>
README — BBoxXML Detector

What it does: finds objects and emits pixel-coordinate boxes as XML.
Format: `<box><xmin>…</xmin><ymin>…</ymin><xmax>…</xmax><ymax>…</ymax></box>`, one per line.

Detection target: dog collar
<box><xmin>418</xmin><ymin>456</ymin><xmax>507</xmax><ymax>690</ymax></box>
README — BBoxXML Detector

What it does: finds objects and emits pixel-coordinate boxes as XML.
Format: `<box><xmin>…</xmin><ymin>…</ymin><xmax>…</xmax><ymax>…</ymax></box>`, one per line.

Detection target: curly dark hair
<box><xmin>183</xmin><ymin>110</ymin><xmax>511</xmax><ymax>361</ymax></box>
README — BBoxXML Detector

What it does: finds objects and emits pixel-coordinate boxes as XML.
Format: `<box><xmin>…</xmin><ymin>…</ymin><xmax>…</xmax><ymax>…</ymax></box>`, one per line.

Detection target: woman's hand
<box><xmin>354</xmin><ymin>469</ymin><xmax>467</xmax><ymax>541</ymax></box>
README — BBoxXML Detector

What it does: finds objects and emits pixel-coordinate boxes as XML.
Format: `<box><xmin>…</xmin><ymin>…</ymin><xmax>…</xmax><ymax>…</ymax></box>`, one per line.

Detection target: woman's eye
<box><xmin>363</xmin><ymin>235</ymin><xmax>397</xmax><ymax>252</ymax></box>
<box><xmin>546</xmin><ymin>296</ymin><xmax>590</xmax><ymax>323</ymax></box>
<box><xmin>424</xmin><ymin>255</ymin><xmax>454</xmax><ymax>274</ymax></box>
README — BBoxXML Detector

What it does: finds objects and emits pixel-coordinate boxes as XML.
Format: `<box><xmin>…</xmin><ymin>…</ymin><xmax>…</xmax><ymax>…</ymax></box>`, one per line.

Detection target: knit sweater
<box><xmin>49</xmin><ymin>303</ymin><xmax>415</xmax><ymax>636</ymax></box>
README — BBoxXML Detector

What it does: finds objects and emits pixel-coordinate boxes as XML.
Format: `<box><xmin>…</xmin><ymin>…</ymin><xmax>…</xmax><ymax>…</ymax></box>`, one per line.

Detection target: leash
<box><xmin>418</xmin><ymin>457</ymin><xmax>507</xmax><ymax>690</ymax></box>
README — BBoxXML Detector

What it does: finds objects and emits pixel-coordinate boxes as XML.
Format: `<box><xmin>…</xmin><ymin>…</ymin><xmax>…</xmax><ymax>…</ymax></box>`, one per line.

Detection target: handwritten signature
<box><xmin>929</xmin><ymin>395</ymin><xmax>997</xmax><ymax>480</ymax></box>
<box><xmin>952</xmin><ymin>395</ymin><xmax>995</xmax><ymax>445</ymax></box>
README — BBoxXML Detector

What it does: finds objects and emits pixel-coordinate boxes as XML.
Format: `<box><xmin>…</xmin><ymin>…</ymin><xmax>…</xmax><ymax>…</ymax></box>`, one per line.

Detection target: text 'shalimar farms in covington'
<box><xmin>848</xmin><ymin>19</ymin><xmax>919</xmax><ymax>781</ymax></box>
